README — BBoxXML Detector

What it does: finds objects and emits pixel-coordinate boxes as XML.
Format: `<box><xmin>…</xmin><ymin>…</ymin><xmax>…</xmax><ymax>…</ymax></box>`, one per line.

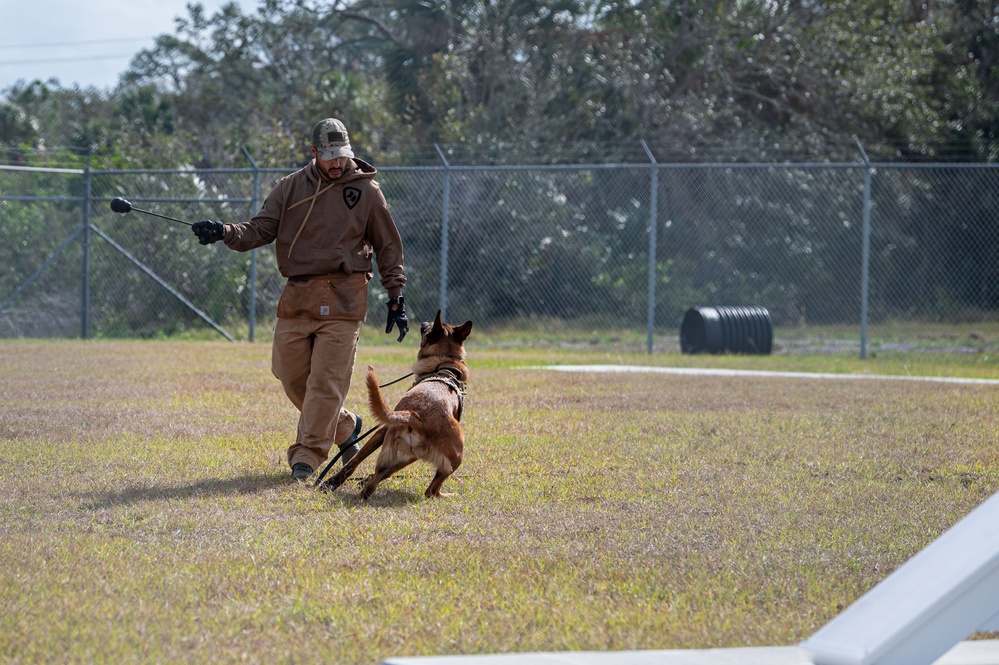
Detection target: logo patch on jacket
<box><xmin>344</xmin><ymin>187</ymin><xmax>361</xmax><ymax>210</ymax></box>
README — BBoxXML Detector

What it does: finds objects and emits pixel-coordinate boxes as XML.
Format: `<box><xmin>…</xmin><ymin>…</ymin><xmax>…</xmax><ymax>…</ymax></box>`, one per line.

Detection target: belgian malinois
<box><xmin>322</xmin><ymin>310</ymin><xmax>472</xmax><ymax>499</ymax></box>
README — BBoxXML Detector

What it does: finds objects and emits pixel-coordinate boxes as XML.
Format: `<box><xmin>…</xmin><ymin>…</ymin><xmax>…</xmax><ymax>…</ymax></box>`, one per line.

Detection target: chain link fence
<box><xmin>1</xmin><ymin>159</ymin><xmax>997</xmax><ymax>354</ymax></box>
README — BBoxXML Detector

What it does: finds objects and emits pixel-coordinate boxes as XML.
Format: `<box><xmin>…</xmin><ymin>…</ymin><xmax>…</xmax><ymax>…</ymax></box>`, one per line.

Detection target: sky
<box><xmin>0</xmin><ymin>0</ymin><xmax>261</xmax><ymax>91</ymax></box>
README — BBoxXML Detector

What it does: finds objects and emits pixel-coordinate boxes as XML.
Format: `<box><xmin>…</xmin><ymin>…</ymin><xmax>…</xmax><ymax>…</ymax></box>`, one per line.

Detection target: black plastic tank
<box><xmin>680</xmin><ymin>306</ymin><xmax>773</xmax><ymax>354</ymax></box>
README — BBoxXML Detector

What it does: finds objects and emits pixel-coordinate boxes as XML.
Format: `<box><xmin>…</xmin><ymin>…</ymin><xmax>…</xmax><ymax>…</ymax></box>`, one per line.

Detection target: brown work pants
<box><xmin>272</xmin><ymin>316</ymin><xmax>361</xmax><ymax>470</ymax></box>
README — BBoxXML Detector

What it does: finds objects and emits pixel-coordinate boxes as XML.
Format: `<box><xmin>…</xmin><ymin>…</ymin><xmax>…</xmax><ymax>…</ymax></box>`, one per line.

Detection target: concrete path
<box><xmin>534</xmin><ymin>365</ymin><xmax>999</xmax><ymax>386</ymax></box>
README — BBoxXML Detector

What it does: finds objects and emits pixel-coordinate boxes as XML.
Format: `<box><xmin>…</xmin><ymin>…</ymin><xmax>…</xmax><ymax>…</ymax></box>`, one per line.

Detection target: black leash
<box><xmin>376</xmin><ymin>372</ymin><xmax>413</xmax><ymax>387</ymax></box>
<box><xmin>313</xmin><ymin>425</ymin><xmax>379</xmax><ymax>487</ymax></box>
<box><xmin>312</xmin><ymin>371</ymin><xmax>414</xmax><ymax>488</ymax></box>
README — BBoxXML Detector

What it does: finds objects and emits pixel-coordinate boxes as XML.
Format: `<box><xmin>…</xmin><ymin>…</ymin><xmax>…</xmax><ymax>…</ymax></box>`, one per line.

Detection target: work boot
<box><xmin>337</xmin><ymin>415</ymin><xmax>363</xmax><ymax>467</ymax></box>
<box><xmin>291</xmin><ymin>462</ymin><xmax>313</xmax><ymax>481</ymax></box>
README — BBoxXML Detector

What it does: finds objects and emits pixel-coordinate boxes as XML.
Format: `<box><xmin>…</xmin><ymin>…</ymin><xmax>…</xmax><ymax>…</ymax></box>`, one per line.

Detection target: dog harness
<box><xmin>412</xmin><ymin>364</ymin><xmax>467</xmax><ymax>421</ymax></box>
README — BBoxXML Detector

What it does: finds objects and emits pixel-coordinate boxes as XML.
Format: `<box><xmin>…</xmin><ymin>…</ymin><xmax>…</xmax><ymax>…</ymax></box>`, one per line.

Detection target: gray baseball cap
<box><xmin>311</xmin><ymin>118</ymin><xmax>354</xmax><ymax>160</ymax></box>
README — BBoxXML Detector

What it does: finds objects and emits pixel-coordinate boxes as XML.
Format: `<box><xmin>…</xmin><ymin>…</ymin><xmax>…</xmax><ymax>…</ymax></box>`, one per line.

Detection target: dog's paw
<box><xmin>425</xmin><ymin>490</ymin><xmax>455</xmax><ymax>499</ymax></box>
<box><xmin>316</xmin><ymin>477</ymin><xmax>343</xmax><ymax>492</ymax></box>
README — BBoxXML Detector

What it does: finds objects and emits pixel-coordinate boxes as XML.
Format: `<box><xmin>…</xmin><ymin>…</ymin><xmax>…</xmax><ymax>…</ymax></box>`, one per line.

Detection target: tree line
<box><xmin>2</xmin><ymin>0</ymin><xmax>997</xmax><ymax>169</ymax></box>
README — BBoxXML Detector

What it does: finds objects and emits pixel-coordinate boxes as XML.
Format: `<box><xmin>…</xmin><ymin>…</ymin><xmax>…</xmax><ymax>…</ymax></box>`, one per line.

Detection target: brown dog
<box><xmin>322</xmin><ymin>310</ymin><xmax>472</xmax><ymax>499</ymax></box>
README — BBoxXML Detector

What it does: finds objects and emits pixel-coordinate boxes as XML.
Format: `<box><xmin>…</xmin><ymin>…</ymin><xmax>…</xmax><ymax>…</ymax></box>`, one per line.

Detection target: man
<box><xmin>192</xmin><ymin>118</ymin><xmax>408</xmax><ymax>481</ymax></box>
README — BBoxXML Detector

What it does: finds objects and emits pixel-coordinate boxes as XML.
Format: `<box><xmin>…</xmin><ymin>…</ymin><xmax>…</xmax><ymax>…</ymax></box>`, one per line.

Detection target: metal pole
<box><xmin>81</xmin><ymin>156</ymin><xmax>92</xmax><ymax>339</ymax></box>
<box><xmin>855</xmin><ymin>137</ymin><xmax>872</xmax><ymax>360</ymax></box>
<box><xmin>641</xmin><ymin>140</ymin><xmax>658</xmax><ymax>355</ymax></box>
<box><xmin>434</xmin><ymin>144</ymin><xmax>451</xmax><ymax>321</ymax></box>
<box><xmin>242</xmin><ymin>146</ymin><xmax>260</xmax><ymax>342</ymax></box>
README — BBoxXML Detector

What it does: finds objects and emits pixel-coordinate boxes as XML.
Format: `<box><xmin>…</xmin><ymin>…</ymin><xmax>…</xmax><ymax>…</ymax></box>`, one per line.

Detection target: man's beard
<box><xmin>318</xmin><ymin>161</ymin><xmax>344</xmax><ymax>181</ymax></box>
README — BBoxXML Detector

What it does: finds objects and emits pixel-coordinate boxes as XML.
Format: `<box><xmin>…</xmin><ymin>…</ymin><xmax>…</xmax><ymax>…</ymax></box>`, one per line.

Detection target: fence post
<box><xmin>641</xmin><ymin>140</ymin><xmax>658</xmax><ymax>355</ymax></box>
<box><xmin>242</xmin><ymin>146</ymin><xmax>260</xmax><ymax>342</ymax></box>
<box><xmin>81</xmin><ymin>156</ymin><xmax>92</xmax><ymax>339</ymax></box>
<box><xmin>434</xmin><ymin>144</ymin><xmax>451</xmax><ymax>321</ymax></box>
<box><xmin>855</xmin><ymin>137</ymin><xmax>872</xmax><ymax>360</ymax></box>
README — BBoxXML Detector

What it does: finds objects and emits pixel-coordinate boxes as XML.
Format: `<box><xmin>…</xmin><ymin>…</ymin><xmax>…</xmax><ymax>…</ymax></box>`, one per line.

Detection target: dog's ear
<box><xmin>453</xmin><ymin>320</ymin><xmax>473</xmax><ymax>343</ymax></box>
<box><xmin>425</xmin><ymin>309</ymin><xmax>446</xmax><ymax>344</ymax></box>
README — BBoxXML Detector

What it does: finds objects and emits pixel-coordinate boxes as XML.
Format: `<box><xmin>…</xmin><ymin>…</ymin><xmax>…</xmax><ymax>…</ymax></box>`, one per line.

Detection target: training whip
<box><xmin>109</xmin><ymin>197</ymin><xmax>193</xmax><ymax>227</ymax></box>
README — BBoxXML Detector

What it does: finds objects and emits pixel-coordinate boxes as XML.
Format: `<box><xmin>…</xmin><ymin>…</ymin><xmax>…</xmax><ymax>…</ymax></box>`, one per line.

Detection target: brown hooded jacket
<box><xmin>221</xmin><ymin>158</ymin><xmax>406</xmax><ymax>298</ymax></box>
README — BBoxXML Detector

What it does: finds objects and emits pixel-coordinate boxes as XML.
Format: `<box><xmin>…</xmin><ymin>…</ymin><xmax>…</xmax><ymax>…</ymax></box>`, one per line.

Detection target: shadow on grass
<box><xmin>320</xmin><ymin>476</ymin><xmax>426</xmax><ymax>507</ymax></box>
<box><xmin>76</xmin><ymin>472</ymin><xmax>289</xmax><ymax>509</ymax></box>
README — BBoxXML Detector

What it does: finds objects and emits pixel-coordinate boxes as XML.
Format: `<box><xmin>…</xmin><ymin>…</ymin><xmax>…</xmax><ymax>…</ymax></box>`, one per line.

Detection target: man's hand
<box><xmin>385</xmin><ymin>296</ymin><xmax>409</xmax><ymax>342</ymax></box>
<box><xmin>192</xmin><ymin>220</ymin><xmax>225</xmax><ymax>245</ymax></box>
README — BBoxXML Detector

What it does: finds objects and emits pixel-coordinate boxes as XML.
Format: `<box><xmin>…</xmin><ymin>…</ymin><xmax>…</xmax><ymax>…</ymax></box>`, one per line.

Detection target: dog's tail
<box><xmin>366</xmin><ymin>366</ymin><xmax>421</xmax><ymax>427</ymax></box>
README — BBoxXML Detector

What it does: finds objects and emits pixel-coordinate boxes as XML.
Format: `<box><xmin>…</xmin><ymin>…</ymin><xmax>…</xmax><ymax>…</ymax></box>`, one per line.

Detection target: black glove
<box><xmin>192</xmin><ymin>220</ymin><xmax>225</xmax><ymax>245</ymax></box>
<box><xmin>385</xmin><ymin>296</ymin><xmax>409</xmax><ymax>342</ymax></box>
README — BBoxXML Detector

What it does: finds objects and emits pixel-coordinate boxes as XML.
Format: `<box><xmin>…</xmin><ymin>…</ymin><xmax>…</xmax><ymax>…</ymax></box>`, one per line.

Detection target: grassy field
<box><xmin>1</xmin><ymin>331</ymin><xmax>997</xmax><ymax>664</ymax></box>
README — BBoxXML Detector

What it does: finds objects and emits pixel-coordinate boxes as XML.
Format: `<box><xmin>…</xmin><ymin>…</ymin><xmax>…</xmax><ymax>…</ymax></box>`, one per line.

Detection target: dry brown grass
<box><xmin>1</xmin><ymin>337</ymin><xmax>997</xmax><ymax>664</ymax></box>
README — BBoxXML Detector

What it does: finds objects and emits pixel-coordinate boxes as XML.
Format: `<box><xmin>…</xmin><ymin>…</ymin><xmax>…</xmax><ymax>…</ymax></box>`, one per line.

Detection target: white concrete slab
<box><xmin>800</xmin><ymin>491</ymin><xmax>999</xmax><ymax>665</ymax></box>
<box><xmin>381</xmin><ymin>641</ymin><xmax>999</xmax><ymax>665</ymax></box>
<box><xmin>941</xmin><ymin>642</ymin><xmax>999</xmax><ymax>665</ymax></box>
<box><xmin>382</xmin><ymin>646</ymin><xmax>811</xmax><ymax>665</ymax></box>
<box><xmin>981</xmin><ymin>609</ymin><xmax>999</xmax><ymax>632</ymax></box>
